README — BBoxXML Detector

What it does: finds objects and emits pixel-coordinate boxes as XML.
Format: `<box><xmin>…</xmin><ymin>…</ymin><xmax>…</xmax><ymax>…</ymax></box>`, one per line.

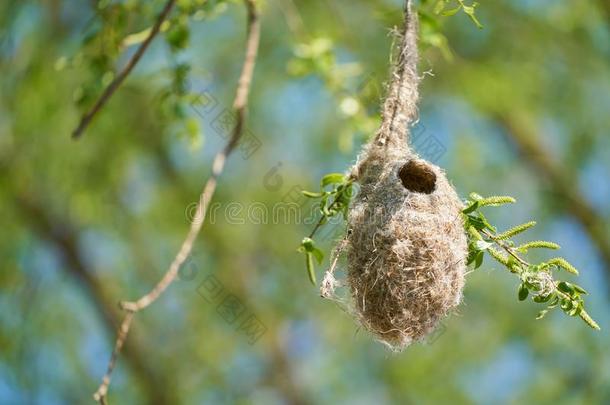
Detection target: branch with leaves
<box><xmin>298</xmin><ymin>173</ymin><xmax>355</xmax><ymax>284</ymax></box>
<box><xmin>430</xmin><ymin>0</ymin><xmax>483</xmax><ymax>28</ymax></box>
<box><xmin>92</xmin><ymin>1</ymin><xmax>260</xmax><ymax>402</ymax></box>
<box><xmin>462</xmin><ymin>193</ymin><xmax>600</xmax><ymax>330</ymax></box>
<box><xmin>72</xmin><ymin>0</ymin><xmax>177</xmax><ymax>139</ymax></box>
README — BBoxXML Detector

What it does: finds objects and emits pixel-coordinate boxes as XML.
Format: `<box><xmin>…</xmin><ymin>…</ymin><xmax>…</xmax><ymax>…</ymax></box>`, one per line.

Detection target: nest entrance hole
<box><xmin>398</xmin><ymin>160</ymin><xmax>436</xmax><ymax>194</ymax></box>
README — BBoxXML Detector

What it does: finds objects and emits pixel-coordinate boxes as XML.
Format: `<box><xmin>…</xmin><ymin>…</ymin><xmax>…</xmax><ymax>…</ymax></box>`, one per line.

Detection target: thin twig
<box><xmin>92</xmin><ymin>0</ymin><xmax>260</xmax><ymax>401</ymax></box>
<box><xmin>93</xmin><ymin>312</ymin><xmax>135</xmax><ymax>403</ymax></box>
<box><xmin>72</xmin><ymin>0</ymin><xmax>177</xmax><ymax>139</ymax></box>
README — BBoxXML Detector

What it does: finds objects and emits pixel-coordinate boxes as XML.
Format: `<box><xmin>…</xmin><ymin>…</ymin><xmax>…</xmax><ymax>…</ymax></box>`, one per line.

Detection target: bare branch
<box><xmin>93</xmin><ymin>0</ymin><xmax>261</xmax><ymax>401</ymax></box>
<box><xmin>72</xmin><ymin>0</ymin><xmax>177</xmax><ymax>139</ymax></box>
<box><xmin>93</xmin><ymin>312</ymin><xmax>135</xmax><ymax>402</ymax></box>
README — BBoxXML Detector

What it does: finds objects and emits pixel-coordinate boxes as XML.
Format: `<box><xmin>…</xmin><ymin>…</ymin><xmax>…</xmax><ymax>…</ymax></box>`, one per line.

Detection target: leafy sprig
<box><xmin>463</xmin><ymin>192</ymin><xmax>600</xmax><ymax>330</ymax></box>
<box><xmin>432</xmin><ymin>0</ymin><xmax>483</xmax><ymax>29</ymax></box>
<box><xmin>298</xmin><ymin>173</ymin><xmax>355</xmax><ymax>284</ymax></box>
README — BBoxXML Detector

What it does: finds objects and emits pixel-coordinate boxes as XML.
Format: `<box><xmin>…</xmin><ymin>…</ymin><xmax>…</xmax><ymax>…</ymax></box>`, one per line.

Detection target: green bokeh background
<box><xmin>1</xmin><ymin>0</ymin><xmax>610</xmax><ymax>404</ymax></box>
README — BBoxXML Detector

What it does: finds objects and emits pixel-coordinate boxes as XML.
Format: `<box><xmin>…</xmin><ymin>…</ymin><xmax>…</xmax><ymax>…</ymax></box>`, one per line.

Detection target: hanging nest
<box><xmin>346</xmin><ymin>153</ymin><xmax>467</xmax><ymax>350</ymax></box>
<box><xmin>321</xmin><ymin>0</ymin><xmax>467</xmax><ymax>350</ymax></box>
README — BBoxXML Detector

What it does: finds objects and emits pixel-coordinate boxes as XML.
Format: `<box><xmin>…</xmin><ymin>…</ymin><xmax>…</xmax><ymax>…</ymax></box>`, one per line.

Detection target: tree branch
<box><xmin>93</xmin><ymin>0</ymin><xmax>260</xmax><ymax>401</ymax></box>
<box><xmin>71</xmin><ymin>0</ymin><xmax>177</xmax><ymax>139</ymax></box>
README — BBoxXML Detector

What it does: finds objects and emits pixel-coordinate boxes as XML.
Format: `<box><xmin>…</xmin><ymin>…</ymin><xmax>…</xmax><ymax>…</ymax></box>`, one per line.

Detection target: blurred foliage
<box><xmin>1</xmin><ymin>0</ymin><xmax>610</xmax><ymax>404</ymax></box>
<box><xmin>299</xmin><ymin>172</ymin><xmax>354</xmax><ymax>284</ymax></box>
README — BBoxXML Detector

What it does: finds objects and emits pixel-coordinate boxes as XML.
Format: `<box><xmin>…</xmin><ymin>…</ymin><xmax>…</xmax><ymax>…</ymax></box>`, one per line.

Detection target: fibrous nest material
<box><xmin>322</xmin><ymin>0</ymin><xmax>467</xmax><ymax>350</ymax></box>
<box><xmin>347</xmin><ymin>152</ymin><xmax>467</xmax><ymax>349</ymax></box>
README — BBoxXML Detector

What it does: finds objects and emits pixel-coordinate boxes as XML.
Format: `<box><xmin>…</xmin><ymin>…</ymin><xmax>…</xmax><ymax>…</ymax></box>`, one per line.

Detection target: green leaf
<box><xmin>462</xmin><ymin>200</ymin><xmax>479</xmax><ymax>214</ymax></box>
<box><xmin>302</xmin><ymin>190</ymin><xmax>325</xmax><ymax>198</ymax></box>
<box><xmin>311</xmin><ymin>247</ymin><xmax>324</xmax><ymax>265</ymax></box>
<box><xmin>466</xmin><ymin>250</ymin><xmax>477</xmax><ymax>266</ymax></box>
<box><xmin>441</xmin><ymin>6</ymin><xmax>462</xmax><ymax>17</ymax></box>
<box><xmin>321</xmin><ymin>173</ymin><xmax>345</xmax><ymax>188</ymax></box>
<box><xmin>560</xmin><ymin>299</ymin><xmax>573</xmax><ymax>311</ymax></box>
<box><xmin>557</xmin><ymin>281</ymin><xmax>574</xmax><ymax>295</ymax></box>
<box><xmin>305</xmin><ymin>252</ymin><xmax>316</xmax><ymax>285</ymax></box>
<box><xmin>525</xmin><ymin>279</ymin><xmax>541</xmax><ymax>292</ymax></box>
<box><xmin>474</xmin><ymin>250</ymin><xmax>484</xmax><ymax>269</ymax></box>
<box><xmin>518</xmin><ymin>284</ymin><xmax>529</xmax><ymax>301</ymax></box>
<box><xmin>461</xmin><ymin>2</ymin><xmax>483</xmax><ymax>29</ymax></box>
<box><xmin>462</xmin><ymin>5</ymin><xmax>475</xmax><ymax>14</ymax></box>
<box><xmin>466</xmin><ymin>214</ymin><xmax>486</xmax><ymax>231</ymax></box>
<box><xmin>506</xmin><ymin>255</ymin><xmax>519</xmax><ymax>271</ymax></box>
<box><xmin>301</xmin><ymin>237</ymin><xmax>315</xmax><ymax>252</ymax></box>
<box><xmin>573</xmin><ymin>284</ymin><xmax>588</xmax><ymax>295</ymax></box>
<box><xmin>568</xmin><ymin>304</ymin><xmax>582</xmax><ymax>317</ymax></box>
<box><xmin>467</xmin><ymin>212</ymin><xmax>496</xmax><ymax>232</ymax></box>
<box><xmin>320</xmin><ymin>193</ymin><xmax>329</xmax><ymax>209</ymax></box>
<box><xmin>536</xmin><ymin>309</ymin><xmax>549</xmax><ymax>320</ymax></box>
<box><xmin>533</xmin><ymin>294</ymin><xmax>551</xmax><ymax>303</ymax></box>
<box><xmin>166</xmin><ymin>22</ymin><xmax>190</xmax><ymax>50</ymax></box>
<box><xmin>477</xmin><ymin>212</ymin><xmax>496</xmax><ymax>232</ymax></box>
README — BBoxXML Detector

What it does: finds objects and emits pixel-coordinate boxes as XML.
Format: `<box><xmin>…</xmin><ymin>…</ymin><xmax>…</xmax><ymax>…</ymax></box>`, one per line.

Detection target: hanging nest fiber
<box><xmin>322</xmin><ymin>0</ymin><xmax>468</xmax><ymax>350</ymax></box>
